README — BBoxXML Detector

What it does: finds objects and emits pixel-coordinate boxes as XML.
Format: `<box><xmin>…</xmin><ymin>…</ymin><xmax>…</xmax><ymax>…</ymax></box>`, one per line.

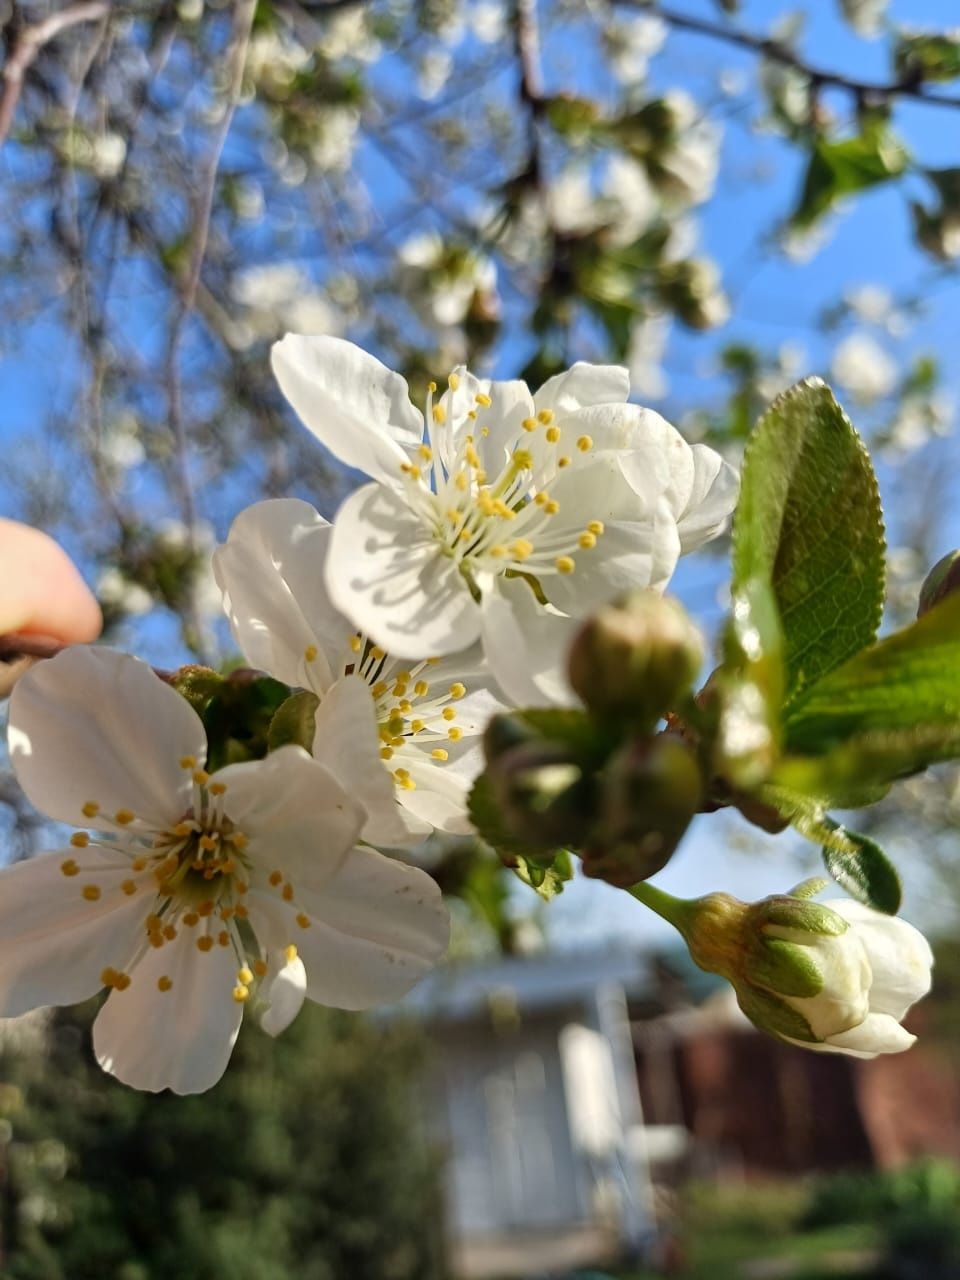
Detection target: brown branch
<box><xmin>0</xmin><ymin>0</ymin><xmax>110</xmax><ymax>146</ymax></box>
<box><xmin>629</xmin><ymin>2</ymin><xmax>960</xmax><ymax>111</ymax></box>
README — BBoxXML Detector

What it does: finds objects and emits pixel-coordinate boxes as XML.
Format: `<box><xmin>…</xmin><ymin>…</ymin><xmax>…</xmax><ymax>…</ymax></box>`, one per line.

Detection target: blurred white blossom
<box><xmin>831</xmin><ymin>332</ymin><xmax>898</xmax><ymax>403</ymax></box>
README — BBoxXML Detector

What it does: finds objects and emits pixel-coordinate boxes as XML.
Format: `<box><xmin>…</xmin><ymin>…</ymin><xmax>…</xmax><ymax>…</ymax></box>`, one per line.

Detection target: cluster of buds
<box><xmin>483</xmin><ymin>590</ymin><xmax>706</xmax><ymax>887</ymax></box>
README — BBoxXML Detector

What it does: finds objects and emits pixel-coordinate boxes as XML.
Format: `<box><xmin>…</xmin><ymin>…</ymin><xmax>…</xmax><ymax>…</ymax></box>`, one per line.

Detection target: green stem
<box><xmin>627</xmin><ymin>881</ymin><xmax>697</xmax><ymax>937</ymax></box>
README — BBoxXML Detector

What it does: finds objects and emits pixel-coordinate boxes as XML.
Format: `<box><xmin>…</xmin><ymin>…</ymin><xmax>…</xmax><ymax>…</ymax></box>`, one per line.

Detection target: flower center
<box><xmin>63</xmin><ymin>761</ymin><xmax>309</xmax><ymax>1004</ymax></box>
<box><xmin>396</xmin><ymin>376</ymin><xmax>606</xmax><ymax>585</ymax></box>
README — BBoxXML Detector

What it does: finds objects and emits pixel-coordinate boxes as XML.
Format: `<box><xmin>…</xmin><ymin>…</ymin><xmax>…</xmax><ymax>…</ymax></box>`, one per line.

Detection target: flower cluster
<box><xmin>0</xmin><ymin>336</ymin><xmax>935</xmax><ymax>1095</ymax></box>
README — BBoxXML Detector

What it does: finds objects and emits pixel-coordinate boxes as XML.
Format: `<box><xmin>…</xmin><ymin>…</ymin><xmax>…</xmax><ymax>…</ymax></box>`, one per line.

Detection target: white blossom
<box><xmin>270</xmin><ymin>335</ymin><xmax>738</xmax><ymax>705</ymax></box>
<box><xmin>602</xmin><ymin>14</ymin><xmax>667</xmax><ymax>85</ymax></box>
<box><xmin>831</xmin><ymin>332</ymin><xmax>898</xmax><ymax>403</ymax></box>
<box><xmin>2</xmin><ymin>648</ymin><xmax>448</xmax><ymax>1093</ymax></box>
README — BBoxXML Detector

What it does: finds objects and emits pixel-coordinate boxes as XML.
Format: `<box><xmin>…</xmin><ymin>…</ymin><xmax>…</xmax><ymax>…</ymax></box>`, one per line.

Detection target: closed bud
<box><xmin>581</xmin><ymin>735</ymin><xmax>702</xmax><ymax>887</ymax></box>
<box><xmin>568</xmin><ymin>591</ymin><xmax>704</xmax><ymax>728</ymax></box>
<box><xmin>683</xmin><ymin>890</ymin><xmax>933</xmax><ymax>1058</ymax></box>
<box><xmin>483</xmin><ymin>712</ymin><xmax>539</xmax><ymax>763</ymax></box>
<box><xmin>918</xmin><ymin>549</ymin><xmax>960</xmax><ymax>617</ymax></box>
<box><xmin>488</xmin><ymin>743</ymin><xmax>596</xmax><ymax>852</ymax></box>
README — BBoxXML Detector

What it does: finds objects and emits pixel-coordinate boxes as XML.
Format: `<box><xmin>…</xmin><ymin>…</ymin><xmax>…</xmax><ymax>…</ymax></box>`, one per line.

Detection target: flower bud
<box><xmin>918</xmin><ymin>549</ymin><xmax>960</xmax><ymax>617</ymax></box>
<box><xmin>581</xmin><ymin>735</ymin><xmax>702</xmax><ymax>887</ymax></box>
<box><xmin>568</xmin><ymin>591</ymin><xmax>704</xmax><ymax>729</ymax></box>
<box><xmin>487</xmin><ymin>742</ymin><xmax>596</xmax><ymax>852</ymax></box>
<box><xmin>482</xmin><ymin>712</ymin><xmax>539</xmax><ymax>763</ymax></box>
<box><xmin>684</xmin><ymin>890</ymin><xmax>933</xmax><ymax>1058</ymax></box>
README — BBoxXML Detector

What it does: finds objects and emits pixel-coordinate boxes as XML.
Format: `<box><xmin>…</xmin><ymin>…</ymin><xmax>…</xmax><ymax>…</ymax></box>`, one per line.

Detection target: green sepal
<box><xmin>509</xmin><ymin>707</ymin><xmax>612</xmax><ymax>762</ymax></box>
<box><xmin>468</xmin><ymin>772</ymin><xmax>567</xmax><ymax>863</ymax></box>
<box><xmin>267</xmin><ymin>690</ymin><xmax>320</xmax><ymax>753</ymax></box>
<box><xmin>759</xmin><ymin>895</ymin><xmax>849</xmax><ymax>937</ymax></box>
<box><xmin>752</xmin><ymin>938</ymin><xmax>824</xmax><ymax>998</ymax></box>
<box><xmin>169</xmin><ymin>665</ymin><xmax>225</xmax><ymax>717</ymax></box>
<box><xmin>821</xmin><ymin>828</ymin><xmax>902</xmax><ymax>916</ymax></box>
<box><xmin>735</xmin><ymin>983</ymin><xmax>819</xmax><ymax>1044</ymax></box>
<box><xmin>512</xmin><ymin>849</ymin><xmax>574</xmax><ymax>900</ymax></box>
<box><xmin>200</xmin><ymin>674</ymin><xmax>291</xmax><ymax>772</ymax></box>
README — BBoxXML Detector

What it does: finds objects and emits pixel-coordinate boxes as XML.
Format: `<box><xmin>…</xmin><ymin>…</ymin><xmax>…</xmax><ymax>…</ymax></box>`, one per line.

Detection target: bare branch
<box><xmin>0</xmin><ymin>0</ymin><xmax>110</xmax><ymax>146</ymax></box>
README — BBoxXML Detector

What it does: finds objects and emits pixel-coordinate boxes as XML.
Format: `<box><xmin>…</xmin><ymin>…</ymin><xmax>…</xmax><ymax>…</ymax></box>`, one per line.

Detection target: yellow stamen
<box><xmin>269</xmin><ymin>870</ymin><xmax>283</xmax><ymax>887</ymax></box>
<box><xmin>546</xmin><ymin>425</ymin><xmax>561</xmax><ymax>443</ymax></box>
<box><xmin>60</xmin><ymin>859</ymin><xmax>79</xmax><ymax>877</ymax></box>
<box><xmin>476</xmin><ymin>392</ymin><xmax>492</xmax><ymax>407</ymax></box>
<box><xmin>442</xmin><ymin>707</ymin><xmax>457</xmax><ymax>721</ymax></box>
<box><xmin>510</xmin><ymin>539</ymin><xmax>534</xmax><ymax>560</ymax></box>
<box><xmin>115</xmin><ymin>809</ymin><xmax>135</xmax><ymax>826</ymax></box>
<box><xmin>233</xmin><ymin>984</ymin><xmax>250</xmax><ymax>1002</ymax></box>
<box><xmin>122</xmin><ymin>880</ymin><xmax>137</xmax><ymax>896</ymax></box>
<box><xmin>182</xmin><ymin>912</ymin><xmax>199</xmax><ymax>927</ymax></box>
<box><xmin>296</xmin><ymin>913</ymin><xmax>311</xmax><ymax>929</ymax></box>
<box><xmin>587</xmin><ymin>520</ymin><xmax>605</xmax><ymax>535</ymax></box>
<box><xmin>576</xmin><ymin>435</ymin><xmax>593</xmax><ymax>452</ymax></box>
<box><xmin>304</xmin><ymin>645</ymin><xmax>318</xmax><ymax>662</ymax></box>
<box><xmin>448</xmin><ymin>372</ymin><xmax>460</xmax><ymax>391</ymax></box>
<box><xmin>209</xmin><ymin>781</ymin><xmax>227</xmax><ymax>796</ymax></box>
<box><xmin>448</xmin><ymin>727</ymin><xmax>463</xmax><ymax>741</ymax></box>
<box><xmin>284</xmin><ymin>944</ymin><xmax>298</xmax><ymax>964</ymax></box>
<box><xmin>82</xmin><ymin>884</ymin><xmax>101</xmax><ymax>902</ymax></box>
<box><xmin>350</xmin><ymin>634</ymin><xmax>362</xmax><ymax>653</ymax></box>
<box><xmin>521</xmin><ymin>417</ymin><xmax>537</xmax><ymax>432</ymax></box>
<box><xmin>197</xmin><ymin>936</ymin><xmax>214</xmax><ymax>953</ymax></box>
<box><xmin>70</xmin><ymin>832</ymin><xmax>89</xmax><ymax>849</ymax></box>
<box><xmin>81</xmin><ymin>801</ymin><xmax>99</xmax><ymax>819</ymax></box>
<box><xmin>578</xmin><ymin>532</ymin><xmax>597</xmax><ymax>549</ymax></box>
<box><xmin>556</xmin><ymin>556</ymin><xmax>575</xmax><ymax>574</ymax></box>
<box><xmin>114</xmin><ymin>972</ymin><xmax>131</xmax><ymax>991</ymax></box>
<box><xmin>538</xmin><ymin>409</ymin><xmax>554</xmax><ymax>424</ymax></box>
<box><xmin>157</xmin><ymin>976</ymin><xmax>173</xmax><ymax>993</ymax></box>
<box><xmin>238</xmin><ymin>966</ymin><xmax>254</xmax><ymax>985</ymax></box>
<box><xmin>179</xmin><ymin>756</ymin><xmax>196</xmax><ymax>769</ymax></box>
<box><xmin>449</xmin><ymin>682</ymin><xmax>466</xmax><ymax>699</ymax></box>
<box><xmin>431</xmin><ymin>748</ymin><xmax>449</xmax><ymax>761</ymax></box>
<box><xmin>192</xmin><ymin>770</ymin><xmax>209</xmax><ymax>786</ymax></box>
<box><xmin>558</xmin><ymin>455</ymin><xmax>571</xmax><ymax>468</ymax></box>
<box><xmin>253</xmin><ymin>959</ymin><xmax>269</xmax><ymax>977</ymax></box>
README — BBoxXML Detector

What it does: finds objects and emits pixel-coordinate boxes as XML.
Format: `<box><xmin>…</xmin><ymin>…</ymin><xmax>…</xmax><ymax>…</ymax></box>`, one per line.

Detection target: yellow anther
<box><xmin>282</xmin><ymin>883</ymin><xmax>294</xmax><ymax>902</ymax></box>
<box><xmin>587</xmin><ymin>520</ymin><xmax>605</xmax><ymax>535</ymax></box>
<box><xmin>304</xmin><ymin>644</ymin><xmax>318</xmax><ymax>662</ymax></box>
<box><xmin>432</xmin><ymin>404</ymin><xmax>446</xmax><ymax>424</ymax></box>
<box><xmin>448</xmin><ymin>727</ymin><xmax>463</xmax><ymax>741</ymax></box>
<box><xmin>538</xmin><ymin>409</ymin><xmax>555</xmax><ymax>424</ymax></box>
<box><xmin>465</xmin><ymin>445</ymin><xmax>481</xmax><ymax>468</ymax></box>
<box><xmin>545</xmin><ymin>425</ymin><xmax>561</xmax><ymax>443</ymax></box>
<box><xmin>576</xmin><ymin>435</ymin><xmax>593</xmax><ymax>452</ymax></box>
<box><xmin>234</xmin><ymin>903</ymin><xmax>249</xmax><ymax>918</ymax></box>
<box><xmin>82</xmin><ymin>884</ymin><xmax>101</xmax><ymax>902</ymax></box>
<box><xmin>393</xmin><ymin>768</ymin><xmax>410</xmax><ymax>781</ymax></box>
<box><xmin>233</xmin><ymin>834</ymin><xmax>248</xmax><ymax>850</ymax></box>
<box><xmin>235</xmin><ymin>882</ymin><xmax>249</xmax><ymax>896</ymax></box>
<box><xmin>148</xmin><ymin>931</ymin><xmax>164</xmax><ymax>948</ymax></box>
<box><xmin>534</xmin><ymin>491</ymin><xmax>547</xmax><ymax>506</ymax></box>
<box><xmin>122</xmin><ymin>880</ymin><xmax>137</xmax><ymax>896</ymax></box>
<box><xmin>350</xmin><ymin>634</ymin><xmax>362</xmax><ymax>653</ymax></box>
<box><xmin>449</xmin><ymin>682</ymin><xmax>466</xmax><ymax>699</ymax></box>
<box><xmin>197</xmin><ymin>936</ymin><xmax>214</xmax><ymax>953</ymax></box>
<box><xmin>114</xmin><ymin>810</ymin><xmax>135</xmax><ymax>826</ymax></box>
<box><xmin>399</xmin><ymin>775</ymin><xmax>417</xmax><ymax>790</ymax></box>
<box><xmin>493</xmin><ymin>500</ymin><xmax>516</xmax><ymax>519</ymax></box>
<box><xmin>209</xmin><ymin>781</ymin><xmax>227</xmax><ymax>796</ymax></box>
<box><xmin>232</xmin><ymin>984</ymin><xmax>250</xmax><ymax>1003</ymax></box>
<box><xmin>397</xmin><ymin>699</ymin><xmax>413</xmax><ymax>714</ymax></box>
<box><xmin>199</xmin><ymin>835</ymin><xmax>219</xmax><ymax>852</ymax></box>
<box><xmin>490</xmin><ymin>545</ymin><xmax>507</xmax><ymax>557</ymax></box>
<box><xmin>431</xmin><ymin>748</ymin><xmax>449</xmax><ymax>761</ymax></box>
<box><xmin>174</xmin><ymin>821</ymin><xmax>194</xmax><ymax>837</ymax></box>
<box><xmin>253</xmin><ymin>959</ymin><xmax>269</xmax><ymax>977</ymax></box>
<box><xmin>427</xmin><ymin>380</ymin><xmax>437</xmax><ymax>393</ymax></box>
<box><xmin>556</xmin><ymin>556</ymin><xmax>576</xmax><ymax>574</ymax></box>
<box><xmin>558</xmin><ymin>455</ymin><xmax>571</xmax><ymax>468</ymax></box>
<box><xmin>81</xmin><ymin>801</ymin><xmax>100</xmax><ymax>819</ymax></box>
<box><xmin>163</xmin><ymin>924</ymin><xmax>177</xmax><ymax>941</ymax></box>
<box><xmin>414</xmin><ymin>680</ymin><xmax>429</xmax><ymax>697</ymax></box>
<box><xmin>418</xmin><ymin>444</ymin><xmax>433</xmax><ymax>461</ymax></box>
<box><xmin>60</xmin><ymin>859</ymin><xmax>79</xmax><ymax>877</ymax></box>
<box><xmin>512</xmin><ymin>449</ymin><xmax>533</xmax><ymax>469</ymax></box>
<box><xmin>395</xmin><ymin>670</ymin><xmax>412</xmax><ymax>683</ymax></box>
<box><xmin>238</xmin><ymin>966</ymin><xmax>254</xmax><ymax>985</ymax></box>
<box><xmin>146</xmin><ymin>913</ymin><xmax>162</xmax><ymax>931</ymax></box>
<box><xmin>221</xmin><ymin>858</ymin><xmax>237</xmax><ymax>875</ymax></box>
<box><xmin>114</xmin><ymin>972</ymin><xmax>131</xmax><ymax>992</ymax></box>
<box><xmin>448</xmin><ymin>372</ymin><xmax>461</xmax><ymax>391</ymax></box>
<box><xmin>545</xmin><ymin>500</ymin><xmax>560</xmax><ymax>515</ymax></box>
<box><xmin>371</xmin><ymin>646</ymin><xmax>386</xmax><ymax>661</ymax></box>
<box><xmin>296</xmin><ymin>913</ymin><xmax>311</xmax><ymax>929</ymax></box>
<box><xmin>182</xmin><ymin>911</ymin><xmax>199</xmax><ymax>927</ymax></box>
<box><xmin>269</xmin><ymin>870</ymin><xmax>283</xmax><ymax>887</ymax></box>
<box><xmin>372</xmin><ymin>680</ymin><xmax>389</xmax><ymax>698</ymax></box>
<box><xmin>379</xmin><ymin>747</ymin><xmax>394</xmax><ymax>760</ymax></box>
<box><xmin>284</xmin><ymin>944</ymin><xmax>298</xmax><ymax>964</ymax></box>
<box><xmin>179</xmin><ymin>755</ymin><xmax>197</xmax><ymax>769</ymax></box>
<box><xmin>579</xmin><ymin>532</ymin><xmax>597</xmax><ymax>549</ymax></box>
<box><xmin>468</xmin><ymin>409</ymin><xmax>478</xmax><ymax>420</ymax></box>
<box><xmin>218</xmin><ymin>930</ymin><xmax>230</xmax><ymax>947</ymax></box>
<box><xmin>400</xmin><ymin>463</ymin><xmax>422</xmax><ymax>479</ymax></box>
<box><xmin>455</xmin><ymin>472</ymin><xmax>469</xmax><ymax>491</ymax></box>
<box><xmin>100</xmin><ymin>967</ymin><xmax>117</xmax><ymax>987</ymax></box>
<box><xmin>442</xmin><ymin>707</ymin><xmax>457</xmax><ymax>721</ymax></box>
<box><xmin>70</xmin><ymin>832</ymin><xmax>90</xmax><ymax>849</ymax></box>
<box><xmin>197</xmin><ymin>900</ymin><xmax>215</xmax><ymax>917</ymax></box>
<box><xmin>510</xmin><ymin>539</ymin><xmax>534</xmax><ymax>561</ymax></box>
<box><xmin>132</xmin><ymin>857</ymin><xmax>148</xmax><ymax>872</ymax></box>
<box><xmin>157</xmin><ymin>976</ymin><xmax>173</xmax><ymax>993</ymax></box>
<box><xmin>476</xmin><ymin>391</ymin><xmax>492</xmax><ymax>407</ymax></box>
<box><xmin>192</xmin><ymin>770</ymin><xmax>210</xmax><ymax>786</ymax></box>
<box><xmin>220</xmin><ymin>905</ymin><xmax>235</xmax><ymax>920</ymax></box>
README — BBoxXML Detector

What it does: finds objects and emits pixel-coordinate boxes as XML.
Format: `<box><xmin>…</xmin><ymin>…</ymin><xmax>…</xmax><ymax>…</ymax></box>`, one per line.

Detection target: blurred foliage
<box><xmin>0</xmin><ymin>1002</ymin><xmax>446</xmax><ymax>1279</ymax></box>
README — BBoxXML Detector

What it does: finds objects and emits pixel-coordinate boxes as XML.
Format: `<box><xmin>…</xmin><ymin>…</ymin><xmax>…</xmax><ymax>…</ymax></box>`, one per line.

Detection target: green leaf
<box><xmin>268</xmin><ymin>690</ymin><xmax>320</xmax><ymax>753</ymax></box>
<box><xmin>822</xmin><ymin>828</ymin><xmax>902</xmax><ymax>915</ymax></box>
<box><xmin>895</xmin><ymin>33</ymin><xmax>960</xmax><ymax>84</ymax></box>
<box><xmin>732</xmin><ymin>379</ymin><xmax>885</xmax><ymax>705</ymax></box>
<box><xmin>791</xmin><ymin>124</ymin><xmax>909</xmax><ymax>229</ymax></box>
<box><xmin>785</xmin><ymin>589</ymin><xmax>960</xmax><ymax>759</ymax></box>
<box><xmin>512</xmin><ymin>849</ymin><xmax>574</xmax><ymax>900</ymax></box>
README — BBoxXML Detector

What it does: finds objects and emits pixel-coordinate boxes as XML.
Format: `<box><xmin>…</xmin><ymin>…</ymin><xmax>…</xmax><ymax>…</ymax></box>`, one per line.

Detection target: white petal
<box><xmin>534</xmin><ymin>363</ymin><xmax>630</xmax><ymax>415</ymax></box>
<box><xmin>271</xmin><ymin>334</ymin><xmax>423</xmax><ymax>483</ymax></box>
<box><xmin>326</xmin><ymin>483</ymin><xmax>481</xmax><ymax>658</ymax></box>
<box><xmin>674</xmin><ymin>446</ymin><xmax>739</xmax><ymax>554</ymax></box>
<box><xmin>213</xmin><ymin>499</ymin><xmax>352</xmax><ymax>690</ymax></box>
<box><xmin>400</xmin><ymin>757</ymin><xmax>473</xmax><ymax>835</ymax></box>
<box><xmin>260</xmin><ymin>952</ymin><xmax>307</xmax><ymax>1037</ymax></box>
<box><xmin>249</xmin><ymin>846</ymin><xmax>449</xmax><ymax>1010</ymax></box>
<box><xmin>214</xmin><ymin>745</ymin><xmax>365</xmax><ymax>893</ymax></box>
<box><xmin>9</xmin><ymin>647</ymin><xmax>205</xmax><ymax>830</ymax></box>
<box><xmin>93</xmin><ymin>924</ymin><xmax>243</xmax><ymax>1093</ymax></box>
<box><xmin>785</xmin><ymin>1012</ymin><xmax>917</xmax><ymax>1059</ymax></box>
<box><xmin>474</xmin><ymin>380</ymin><xmax>536</xmax><ymax>474</ymax></box>
<box><xmin>312</xmin><ymin>675</ymin><xmax>415</xmax><ymax>846</ymax></box>
<box><xmin>827</xmin><ymin>899</ymin><xmax>933</xmax><ymax>1022</ymax></box>
<box><xmin>783</xmin><ymin>931</ymin><xmax>872</xmax><ymax>1040</ymax></box>
<box><xmin>0</xmin><ymin>849</ymin><xmax>146</xmax><ymax>1017</ymax></box>
<box><xmin>479</xmin><ymin>576</ymin><xmax>579</xmax><ymax>707</ymax></box>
